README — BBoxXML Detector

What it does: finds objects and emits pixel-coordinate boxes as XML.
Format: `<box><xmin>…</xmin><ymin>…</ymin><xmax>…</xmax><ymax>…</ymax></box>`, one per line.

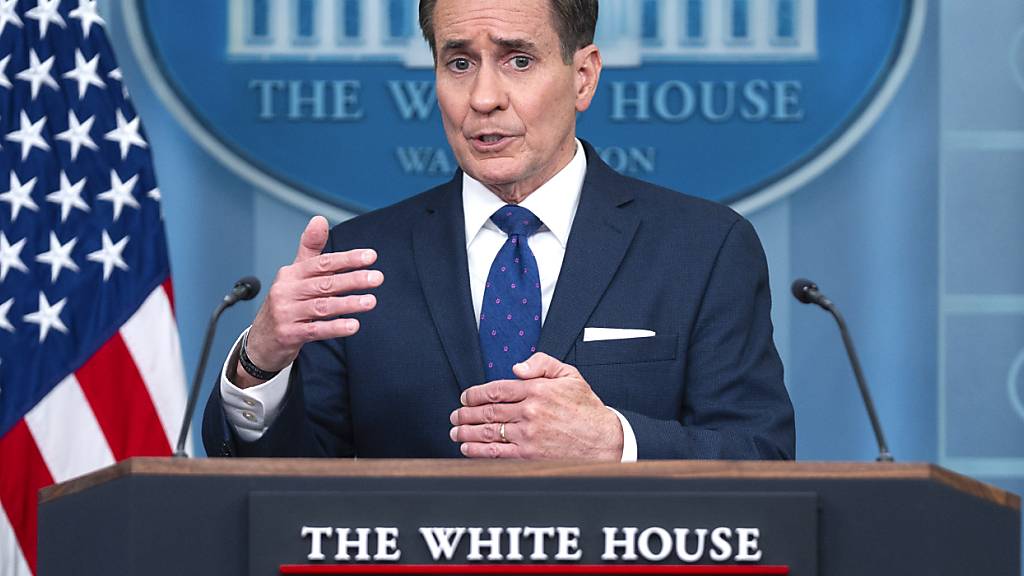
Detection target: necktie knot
<box><xmin>491</xmin><ymin>205</ymin><xmax>542</xmax><ymax>237</ymax></box>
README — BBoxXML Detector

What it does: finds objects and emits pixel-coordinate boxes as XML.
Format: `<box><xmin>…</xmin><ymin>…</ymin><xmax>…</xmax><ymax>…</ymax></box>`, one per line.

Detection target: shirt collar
<box><xmin>462</xmin><ymin>139</ymin><xmax>586</xmax><ymax>249</ymax></box>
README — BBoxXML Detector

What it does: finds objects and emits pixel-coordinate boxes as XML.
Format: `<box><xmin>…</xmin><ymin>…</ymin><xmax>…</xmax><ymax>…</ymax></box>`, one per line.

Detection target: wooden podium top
<box><xmin>40</xmin><ymin>458</ymin><xmax>1020</xmax><ymax>511</ymax></box>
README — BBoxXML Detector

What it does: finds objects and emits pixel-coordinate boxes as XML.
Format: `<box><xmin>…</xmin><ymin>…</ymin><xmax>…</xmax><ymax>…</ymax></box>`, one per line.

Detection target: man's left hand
<box><xmin>450</xmin><ymin>353</ymin><xmax>623</xmax><ymax>460</ymax></box>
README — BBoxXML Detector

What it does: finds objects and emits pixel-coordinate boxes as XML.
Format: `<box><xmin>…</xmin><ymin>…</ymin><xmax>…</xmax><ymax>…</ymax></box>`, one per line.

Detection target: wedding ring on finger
<box><xmin>499</xmin><ymin>422</ymin><xmax>509</xmax><ymax>443</ymax></box>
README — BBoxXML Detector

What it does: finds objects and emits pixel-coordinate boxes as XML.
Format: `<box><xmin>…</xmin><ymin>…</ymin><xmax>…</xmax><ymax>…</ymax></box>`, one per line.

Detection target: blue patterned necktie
<box><xmin>479</xmin><ymin>205</ymin><xmax>544</xmax><ymax>381</ymax></box>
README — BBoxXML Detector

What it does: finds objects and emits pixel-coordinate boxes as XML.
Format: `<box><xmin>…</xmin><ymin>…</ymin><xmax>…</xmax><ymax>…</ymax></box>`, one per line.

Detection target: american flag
<box><xmin>0</xmin><ymin>1</ymin><xmax>186</xmax><ymax>574</ymax></box>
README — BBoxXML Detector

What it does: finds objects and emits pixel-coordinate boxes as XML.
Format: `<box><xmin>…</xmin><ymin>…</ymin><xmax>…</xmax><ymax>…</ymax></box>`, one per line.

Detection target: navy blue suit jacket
<box><xmin>203</xmin><ymin>142</ymin><xmax>795</xmax><ymax>459</ymax></box>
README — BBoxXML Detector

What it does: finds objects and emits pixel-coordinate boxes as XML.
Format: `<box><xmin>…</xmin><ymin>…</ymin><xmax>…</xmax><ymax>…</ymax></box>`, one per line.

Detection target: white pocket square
<box><xmin>583</xmin><ymin>328</ymin><xmax>656</xmax><ymax>342</ymax></box>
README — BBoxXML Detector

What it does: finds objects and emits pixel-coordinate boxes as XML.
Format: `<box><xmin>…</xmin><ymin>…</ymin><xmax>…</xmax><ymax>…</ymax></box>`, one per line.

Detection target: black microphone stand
<box><xmin>820</xmin><ymin>300</ymin><xmax>894</xmax><ymax>462</ymax></box>
<box><xmin>174</xmin><ymin>299</ymin><xmax>232</xmax><ymax>457</ymax></box>
<box><xmin>174</xmin><ymin>277</ymin><xmax>261</xmax><ymax>457</ymax></box>
<box><xmin>792</xmin><ymin>279</ymin><xmax>894</xmax><ymax>463</ymax></box>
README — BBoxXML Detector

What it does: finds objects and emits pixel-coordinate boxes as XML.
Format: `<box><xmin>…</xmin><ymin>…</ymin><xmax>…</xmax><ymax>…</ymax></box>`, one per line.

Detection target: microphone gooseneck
<box><xmin>791</xmin><ymin>278</ymin><xmax>894</xmax><ymax>462</ymax></box>
<box><xmin>174</xmin><ymin>276</ymin><xmax>262</xmax><ymax>457</ymax></box>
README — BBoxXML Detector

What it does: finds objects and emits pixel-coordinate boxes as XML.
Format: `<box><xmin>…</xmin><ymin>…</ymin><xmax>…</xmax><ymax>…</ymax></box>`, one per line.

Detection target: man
<box><xmin>202</xmin><ymin>0</ymin><xmax>795</xmax><ymax>460</ymax></box>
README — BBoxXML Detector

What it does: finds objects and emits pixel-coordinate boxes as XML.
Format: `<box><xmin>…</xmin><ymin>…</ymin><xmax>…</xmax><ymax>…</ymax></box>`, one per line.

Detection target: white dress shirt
<box><xmin>220</xmin><ymin>139</ymin><xmax>637</xmax><ymax>460</ymax></box>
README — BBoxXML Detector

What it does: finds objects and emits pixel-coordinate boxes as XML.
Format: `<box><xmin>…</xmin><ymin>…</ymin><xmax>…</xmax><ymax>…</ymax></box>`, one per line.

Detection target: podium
<box><xmin>39</xmin><ymin>459</ymin><xmax>1020</xmax><ymax>575</ymax></box>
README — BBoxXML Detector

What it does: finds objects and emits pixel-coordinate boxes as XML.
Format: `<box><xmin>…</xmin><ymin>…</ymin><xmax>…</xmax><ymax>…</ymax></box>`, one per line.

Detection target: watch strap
<box><xmin>239</xmin><ymin>331</ymin><xmax>280</xmax><ymax>381</ymax></box>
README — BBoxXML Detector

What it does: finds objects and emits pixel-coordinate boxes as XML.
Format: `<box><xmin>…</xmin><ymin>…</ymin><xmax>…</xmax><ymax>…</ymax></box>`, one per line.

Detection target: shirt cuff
<box><xmin>219</xmin><ymin>327</ymin><xmax>293</xmax><ymax>442</ymax></box>
<box><xmin>606</xmin><ymin>407</ymin><xmax>638</xmax><ymax>462</ymax></box>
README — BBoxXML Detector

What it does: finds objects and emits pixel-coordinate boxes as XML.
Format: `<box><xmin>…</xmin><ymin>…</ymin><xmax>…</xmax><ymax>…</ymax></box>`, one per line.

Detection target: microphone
<box><xmin>225</xmin><ymin>275</ymin><xmax>261</xmax><ymax>305</ymax></box>
<box><xmin>791</xmin><ymin>278</ymin><xmax>831</xmax><ymax>308</ymax></box>
<box><xmin>174</xmin><ymin>276</ymin><xmax>262</xmax><ymax>457</ymax></box>
<box><xmin>791</xmin><ymin>278</ymin><xmax>894</xmax><ymax>462</ymax></box>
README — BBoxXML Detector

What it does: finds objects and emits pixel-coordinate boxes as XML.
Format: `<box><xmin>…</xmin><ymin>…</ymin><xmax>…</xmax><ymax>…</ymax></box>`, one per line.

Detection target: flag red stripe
<box><xmin>0</xmin><ymin>420</ymin><xmax>54</xmax><ymax>575</ymax></box>
<box><xmin>76</xmin><ymin>334</ymin><xmax>173</xmax><ymax>459</ymax></box>
<box><xmin>162</xmin><ymin>277</ymin><xmax>176</xmax><ymax>315</ymax></box>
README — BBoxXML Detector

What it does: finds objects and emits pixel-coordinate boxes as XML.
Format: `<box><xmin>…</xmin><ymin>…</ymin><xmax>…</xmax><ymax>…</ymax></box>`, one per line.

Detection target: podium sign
<box><xmin>251</xmin><ymin>491</ymin><xmax>818</xmax><ymax>575</ymax></box>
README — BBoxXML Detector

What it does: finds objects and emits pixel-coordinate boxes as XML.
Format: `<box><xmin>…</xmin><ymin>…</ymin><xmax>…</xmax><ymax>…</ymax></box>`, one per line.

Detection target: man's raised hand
<box><xmin>234</xmin><ymin>216</ymin><xmax>382</xmax><ymax>389</ymax></box>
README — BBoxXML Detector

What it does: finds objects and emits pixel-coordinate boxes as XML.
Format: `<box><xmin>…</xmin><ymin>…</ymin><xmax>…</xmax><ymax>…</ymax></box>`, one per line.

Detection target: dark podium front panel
<box><xmin>38</xmin><ymin>460</ymin><xmax>1020</xmax><ymax>576</ymax></box>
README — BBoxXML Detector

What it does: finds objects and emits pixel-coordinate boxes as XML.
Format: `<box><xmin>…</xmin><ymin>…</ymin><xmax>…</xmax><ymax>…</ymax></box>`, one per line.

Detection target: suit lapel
<box><xmin>538</xmin><ymin>146</ymin><xmax>640</xmax><ymax>362</ymax></box>
<box><xmin>413</xmin><ymin>177</ymin><xmax>487</xmax><ymax>392</ymax></box>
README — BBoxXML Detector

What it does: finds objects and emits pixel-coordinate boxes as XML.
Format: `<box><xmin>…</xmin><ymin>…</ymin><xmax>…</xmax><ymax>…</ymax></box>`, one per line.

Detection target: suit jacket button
<box><xmin>220</xmin><ymin>442</ymin><xmax>232</xmax><ymax>456</ymax></box>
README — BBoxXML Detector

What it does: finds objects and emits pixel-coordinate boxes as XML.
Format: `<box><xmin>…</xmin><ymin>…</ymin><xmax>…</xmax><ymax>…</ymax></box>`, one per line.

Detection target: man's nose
<box><xmin>469</xmin><ymin>62</ymin><xmax>509</xmax><ymax>114</ymax></box>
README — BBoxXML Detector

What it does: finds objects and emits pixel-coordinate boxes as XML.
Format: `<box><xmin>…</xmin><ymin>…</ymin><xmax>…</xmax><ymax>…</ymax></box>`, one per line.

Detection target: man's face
<box><xmin>431</xmin><ymin>0</ymin><xmax>599</xmax><ymax>199</ymax></box>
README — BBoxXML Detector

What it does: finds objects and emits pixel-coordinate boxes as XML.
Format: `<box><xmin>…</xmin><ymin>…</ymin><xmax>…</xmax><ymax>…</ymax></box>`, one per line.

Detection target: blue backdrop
<box><xmin>97</xmin><ymin>0</ymin><xmax>1022</xmax><ymax>565</ymax></box>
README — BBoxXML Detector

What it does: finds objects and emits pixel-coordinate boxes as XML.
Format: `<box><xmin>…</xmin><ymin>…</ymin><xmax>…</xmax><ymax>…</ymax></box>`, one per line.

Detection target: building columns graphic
<box><xmin>228</xmin><ymin>0</ymin><xmax>817</xmax><ymax>64</ymax></box>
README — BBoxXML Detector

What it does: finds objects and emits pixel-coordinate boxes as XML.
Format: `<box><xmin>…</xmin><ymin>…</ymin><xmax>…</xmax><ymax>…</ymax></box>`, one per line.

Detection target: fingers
<box><xmin>294</xmin><ymin>317</ymin><xmax>362</xmax><ymax>342</ymax></box>
<box><xmin>294</xmin><ymin>216</ymin><xmax>330</xmax><ymax>264</ymax></box>
<box><xmin>294</xmin><ymin>250</ymin><xmax>380</xmax><ymax>280</ymax></box>
<box><xmin>242</xmin><ymin>219</ymin><xmax>383</xmax><ymax>377</ymax></box>
<box><xmin>460</xmin><ymin>442</ymin><xmax>522</xmax><ymax>459</ymax></box>
<box><xmin>450</xmin><ymin>398</ymin><xmax>544</xmax><ymax>459</ymax></box>
<box><xmin>450</xmin><ymin>422</ymin><xmax>511</xmax><ymax>444</ymax></box>
<box><xmin>449</xmin><ymin>403</ymin><xmax>517</xmax><ymax>426</ymax></box>
<box><xmin>296</xmin><ymin>294</ymin><xmax>377</xmax><ymax>322</ymax></box>
<box><xmin>460</xmin><ymin>379</ymin><xmax>530</xmax><ymax>407</ymax></box>
<box><xmin>295</xmin><ymin>268</ymin><xmax>384</xmax><ymax>299</ymax></box>
<box><xmin>451</xmin><ymin>359</ymin><xmax>614</xmax><ymax>460</ymax></box>
<box><xmin>244</xmin><ymin>245</ymin><xmax>381</xmax><ymax>372</ymax></box>
<box><xmin>288</xmin><ymin>215</ymin><xmax>379</xmax><ymax>280</ymax></box>
<box><xmin>512</xmin><ymin>352</ymin><xmax>580</xmax><ymax>380</ymax></box>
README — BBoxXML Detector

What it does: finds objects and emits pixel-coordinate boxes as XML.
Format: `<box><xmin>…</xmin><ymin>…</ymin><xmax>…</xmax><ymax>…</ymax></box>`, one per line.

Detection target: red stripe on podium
<box><xmin>279</xmin><ymin>565</ymin><xmax>789</xmax><ymax>575</ymax></box>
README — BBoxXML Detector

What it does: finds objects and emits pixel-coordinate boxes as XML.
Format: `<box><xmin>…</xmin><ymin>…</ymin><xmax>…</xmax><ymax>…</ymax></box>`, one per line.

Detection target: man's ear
<box><xmin>573</xmin><ymin>45</ymin><xmax>602</xmax><ymax>112</ymax></box>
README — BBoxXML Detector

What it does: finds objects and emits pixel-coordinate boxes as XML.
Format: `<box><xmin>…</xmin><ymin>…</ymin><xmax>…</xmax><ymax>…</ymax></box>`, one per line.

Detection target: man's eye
<box><xmin>449</xmin><ymin>58</ymin><xmax>471</xmax><ymax>72</ymax></box>
<box><xmin>512</xmin><ymin>56</ymin><xmax>531</xmax><ymax>69</ymax></box>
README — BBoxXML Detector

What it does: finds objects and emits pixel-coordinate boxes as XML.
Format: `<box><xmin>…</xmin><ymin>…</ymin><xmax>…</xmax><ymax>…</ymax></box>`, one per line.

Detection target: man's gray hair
<box><xmin>418</xmin><ymin>0</ymin><xmax>599</xmax><ymax>64</ymax></box>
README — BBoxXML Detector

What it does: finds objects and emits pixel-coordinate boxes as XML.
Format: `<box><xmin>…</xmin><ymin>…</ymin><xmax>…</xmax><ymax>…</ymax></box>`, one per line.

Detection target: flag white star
<box><xmin>87</xmin><ymin>230</ymin><xmax>129</xmax><ymax>281</ymax></box>
<box><xmin>55</xmin><ymin>110</ymin><xmax>98</xmax><ymax>161</ymax></box>
<box><xmin>0</xmin><ymin>298</ymin><xmax>14</xmax><ymax>333</ymax></box>
<box><xmin>97</xmin><ymin>170</ymin><xmax>139</xmax><ymax>221</ymax></box>
<box><xmin>36</xmin><ymin>231</ymin><xmax>80</xmax><ymax>283</ymax></box>
<box><xmin>46</xmin><ymin>171</ymin><xmax>89</xmax><ymax>223</ymax></box>
<box><xmin>0</xmin><ymin>232</ymin><xmax>28</xmax><ymax>281</ymax></box>
<box><xmin>62</xmin><ymin>49</ymin><xmax>106</xmax><ymax>99</ymax></box>
<box><xmin>148</xmin><ymin>187</ymin><xmax>164</xmax><ymax>219</ymax></box>
<box><xmin>15</xmin><ymin>50</ymin><xmax>58</xmax><ymax>100</ymax></box>
<box><xmin>0</xmin><ymin>54</ymin><xmax>12</xmax><ymax>89</ymax></box>
<box><xmin>23</xmin><ymin>292</ymin><xmax>69</xmax><ymax>343</ymax></box>
<box><xmin>0</xmin><ymin>171</ymin><xmax>39</xmax><ymax>222</ymax></box>
<box><xmin>0</xmin><ymin>0</ymin><xmax>23</xmax><ymax>38</ymax></box>
<box><xmin>26</xmin><ymin>0</ymin><xmax>67</xmax><ymax>39</ymax></box>
<box><xmin>104</xmin><ymin>109</ymin><xmax>147</xmax><ymax>159</ymax></box>
<box><xmin>69</xmin><ymin>0</ymin><xmax>105</xmax><ymax>37</ymax></box>
<box><xmin>6</xmin><ymin>110</ymin><xmax>51</xmax><ymax>161</ymax></box>
<box><xmin>107</xmin><ymin>67</ymin><xmax>130</xmax><ymax>98</ymax></box>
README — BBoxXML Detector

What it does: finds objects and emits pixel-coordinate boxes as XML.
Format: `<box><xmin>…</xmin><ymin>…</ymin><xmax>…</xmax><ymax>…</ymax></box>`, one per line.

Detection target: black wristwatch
<box><xmin>239</xmin><ymin>331</ymin><xmax>280</xmax><ymax>381</ymax></box>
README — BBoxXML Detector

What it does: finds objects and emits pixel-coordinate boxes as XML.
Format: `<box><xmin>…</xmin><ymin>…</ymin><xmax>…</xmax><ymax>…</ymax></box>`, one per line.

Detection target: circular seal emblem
<box><xmin>124</xmin><ymin>0</ymin><xmax>925</xmax><ymax>216</ymax></box>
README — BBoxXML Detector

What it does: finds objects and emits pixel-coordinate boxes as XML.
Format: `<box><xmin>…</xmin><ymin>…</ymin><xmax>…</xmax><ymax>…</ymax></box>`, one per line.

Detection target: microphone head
<box><xmin>791</xmin><ymin>278</ymin><xmax>819</xmax><ymax>304</ymax></box>
<box><xmin>233</xmin><ymin>276</ymin><xmax>261</xmax><ymax>301</ymax></box>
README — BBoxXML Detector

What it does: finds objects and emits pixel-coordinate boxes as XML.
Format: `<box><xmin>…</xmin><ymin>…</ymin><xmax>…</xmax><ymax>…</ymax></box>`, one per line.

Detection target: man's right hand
<box><xmin>234</xmin><ymin>215</ymin><xmax>383</xmax><ymax>389</ymax></box>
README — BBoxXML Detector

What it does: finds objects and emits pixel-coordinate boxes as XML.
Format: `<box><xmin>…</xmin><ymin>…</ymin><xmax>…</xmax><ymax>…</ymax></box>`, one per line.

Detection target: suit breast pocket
<box><xmin>574</xmin><ymin>333</ymin><xmax>678</xmax><ymax>366</ymax></box>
